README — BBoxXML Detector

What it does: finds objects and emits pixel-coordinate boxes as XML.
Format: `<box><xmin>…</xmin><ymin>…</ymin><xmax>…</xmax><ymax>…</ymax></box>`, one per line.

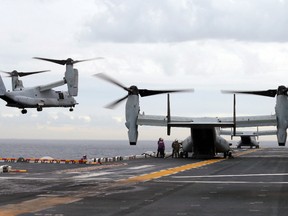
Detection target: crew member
<box><xmin>172</xmin><ymin>139</ymin><xmax>180</xmax><ymax>158</ymax></box>
<box><xmin>157</xmin><ymin>138</ymin><xmax>165</xmax><ymax>158</ymax></box>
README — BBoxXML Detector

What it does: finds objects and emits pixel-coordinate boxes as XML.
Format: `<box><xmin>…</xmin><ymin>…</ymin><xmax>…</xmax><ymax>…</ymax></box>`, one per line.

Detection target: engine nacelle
<box><xmin>275</xmin><ymin>95</ymin><xmax>288</xmax><ymax>146</ymax></box>
<box><xmin>277</xmin><ymin>127</ymin><xmax>287</xmax><ymax>146</ymax></box>
<box><xmin>125</xmin><ymin>95</ymin><xmax>139</xmax><ymax>145</ymax></box>
<box><xmin>65</xmin><ymin>69</ymin><xmax>78</xmax><ymax>96</ymax></box>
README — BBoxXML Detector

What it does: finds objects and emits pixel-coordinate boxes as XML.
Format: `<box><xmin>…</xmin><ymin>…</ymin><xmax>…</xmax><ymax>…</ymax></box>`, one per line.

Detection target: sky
<box><xmin>0</xmin><ymin>0</ymin><xmax>287</xmax><ymax>142</ymax></box>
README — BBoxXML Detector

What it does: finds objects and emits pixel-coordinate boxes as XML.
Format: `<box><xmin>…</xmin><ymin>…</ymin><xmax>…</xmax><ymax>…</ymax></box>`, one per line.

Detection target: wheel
<box><xmin>184</xmin><ymin>152</ymin><xmax>188</xmax><ymax>158</ymax></box>
<box><xmin>37</xmin><ymin>107</ymin><xmax>43</xmax><ymax>112</ymax></box>
<box><xmin>228</xmin><ymin>151</ymin><xmax>234</xmax><ymax>159</ymax></box>
<box><xmin>69</xmin><ymin>108</ymin><xmax>73</xmax><ymax>112</ymax></box>
<box><xmin>21</xmin><ymin>109</ymin><xmax>27</xmax><ymax>114</ymax></box>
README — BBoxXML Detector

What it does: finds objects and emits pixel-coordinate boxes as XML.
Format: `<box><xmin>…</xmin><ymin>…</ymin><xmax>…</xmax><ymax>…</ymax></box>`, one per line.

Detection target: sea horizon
<box><xmin>0</xmin><ymin>138</ymin><xmax>282</xmax><ymax>160</ymax></box>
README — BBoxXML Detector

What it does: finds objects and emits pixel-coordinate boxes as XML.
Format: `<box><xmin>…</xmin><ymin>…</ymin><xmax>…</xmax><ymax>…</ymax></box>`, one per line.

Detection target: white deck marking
<box><xmin>172</xmin><ymin>173</ymin><xmax>288</xmax><ymax>178</ymax></box>
<box><xmin>156</xmin><ymin>180</ymin><xmax>288</xmax><ymax>184</ymax></box>
<box><xmin>128</xmin><ymin>165</ymin><xmax>155</xmax><ymax>170</ymax></box>
<box><xmin>73</xmin><ymin>172</ymin><xmax>111</xmax><ymax>179</ymax></box>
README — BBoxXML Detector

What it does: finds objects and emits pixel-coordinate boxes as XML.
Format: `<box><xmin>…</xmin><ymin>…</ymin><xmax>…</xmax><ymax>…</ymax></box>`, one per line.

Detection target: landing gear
<box><xmin>21</xmin><ymin>109</ymin><xmax>27</xmax><ymax>114</ymax></box>
<box><xmin>179</xmin><ymin>151</ymin><xmax>188</xmax><ymax>158</ymax></box>
<box><xmin>37</xmin><ymin>106</ymin><xmax>43</xmax><ymax>112</ymax></box>
<box><xmin>69</xmin><ymin>107</ymin><xmax>73</xmax><ymax>112</ymax></box>
<box><xmin>224</xmin><ymin>151</ymin><xmax>234</xmax><ymax>159</ymax></box>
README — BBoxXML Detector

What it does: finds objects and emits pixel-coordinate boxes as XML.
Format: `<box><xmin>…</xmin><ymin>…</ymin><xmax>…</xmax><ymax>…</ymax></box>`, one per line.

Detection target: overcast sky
<box><xmin>0</xmin><ymin>0</ymin><xmax>287</xmax><ymax>142</ymax></box>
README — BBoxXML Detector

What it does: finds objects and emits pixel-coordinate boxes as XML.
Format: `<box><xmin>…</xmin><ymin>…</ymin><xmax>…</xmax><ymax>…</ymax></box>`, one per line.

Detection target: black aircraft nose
<box><xmin>278</xmin><ymin>142</ymin><xmax>285</xmax><ymax>146</ymax></box>
<box><xmin>130</xmin><ymin>142</ymin><xmax>137</xmax><ymax>145</ymax></box>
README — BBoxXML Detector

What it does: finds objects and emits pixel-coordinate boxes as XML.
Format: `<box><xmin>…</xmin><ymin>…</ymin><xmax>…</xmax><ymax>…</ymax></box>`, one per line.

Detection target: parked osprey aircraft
<box><xmin>96</xmin><ymin>74</ymin><xmax>276</xmax><ymax>157</ymax></box>
<box><xmin>139</xmin><ymin>95</ymin><xmax>276</xmax><ymax>158</ymax></box>
<box><xmin>220</xmin><ymin>127</ymin><xmax>277</xmax><ymax>148</ymax></box>
<box><xmin>94</xmin><ymin>73</ymin><xmax>194</xmax><ymax>143</ymax></box>
<box><xmin>220</xmin><ymin>129</ymin><xmax>276</xmax><ymax>148</ymax></box>
<box><xmin>237</xmin><ymin>135</ymin><xmax>259</xmax><ymax>149</ymax></box>
<box><xmin>0</xmin><ymin>57</ymin><xmax>99</xmax><ymax>114</ymax></box>
<box><xmin>96</xmin><ymin>73</ymin><xmax>277</xmax><ymax>158</ymax></box>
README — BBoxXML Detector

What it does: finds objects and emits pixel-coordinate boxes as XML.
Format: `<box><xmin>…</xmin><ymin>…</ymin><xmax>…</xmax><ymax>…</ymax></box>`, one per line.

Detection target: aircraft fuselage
<box><xmin>181</xmin><ymin>127</ymin><xmax>231</xmax><ymax>158</ymax></box>
<box><xmin>0</xmin><ymin>87</ymin><xmax>77</xmax><ymax>109</ymax></box>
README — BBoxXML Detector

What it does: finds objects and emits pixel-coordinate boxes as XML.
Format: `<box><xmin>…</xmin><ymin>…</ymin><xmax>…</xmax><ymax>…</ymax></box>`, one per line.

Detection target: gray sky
<box><xmin>0</xmin><ymin>0</ymin><xmax>287</xmax><ymax>141</ymax></box>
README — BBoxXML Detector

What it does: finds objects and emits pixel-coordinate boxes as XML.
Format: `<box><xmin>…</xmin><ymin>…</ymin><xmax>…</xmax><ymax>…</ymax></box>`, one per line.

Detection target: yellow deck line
<box><xmin>0</xmin><ymin>197</ymin><xmax>81</xmax><ymax>216</ymax></box>
<box><xmin>124</xmin><ymin>148</ymin><xmax>261</xmax><ymax>183</ymax></box>
<box><xmin>124</xmin><ymin>158</ymin><xmax>225</xmax><ymax>183</ymax></box>
<box><xmin>0</xmin><ymin>148</ymin><xmax>260</xmax><ymax>215</ymax></box>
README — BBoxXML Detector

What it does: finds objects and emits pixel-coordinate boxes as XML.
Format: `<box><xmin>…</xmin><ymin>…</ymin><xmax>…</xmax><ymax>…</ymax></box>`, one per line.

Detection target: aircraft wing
<box><xmin>137</xmin><ymin>114</ymin><xmax>234</xmax><ymax>128</ymax></box>
<box><xmin>220</xmin><ymin>129</ymin><xmax>277</xmax><ymax>136</ymax></box>
<box><xmin>137</xmin><ymin>113</ymin><xmax>277</xmax><ymax>128</ymax></box>
<box><xmin>218</xmin><ymin>115</ymin><xmax>277</xmax><ymax>127</ymax></box>
<box><xmin>38</xmin><ymin>79</ymin><xmax>66</xmax><ymax>92</ymax></box>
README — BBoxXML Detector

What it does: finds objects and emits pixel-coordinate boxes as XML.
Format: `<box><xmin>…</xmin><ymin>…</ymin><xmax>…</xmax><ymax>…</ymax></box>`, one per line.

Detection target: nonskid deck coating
<box><xmin>0</xmin><ymin>147</ymin><xmax>288</xmax><ymax>216</ymax></box>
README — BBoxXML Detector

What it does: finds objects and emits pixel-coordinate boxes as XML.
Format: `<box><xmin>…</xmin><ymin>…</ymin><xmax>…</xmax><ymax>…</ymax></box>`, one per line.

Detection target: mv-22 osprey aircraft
<box><xmin>0</xmin><ymin>57</ymin><xmax>100</xmax><ymax>114</ymax></box>
<box><xmin>96</xmin><ymin>73</ymin><xmax>277</xmax><ymax>158</ymax></box>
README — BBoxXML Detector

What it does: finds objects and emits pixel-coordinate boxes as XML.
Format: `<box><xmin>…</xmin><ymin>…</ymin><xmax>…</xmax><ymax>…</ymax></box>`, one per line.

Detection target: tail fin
<box><xmin>0</xmin><ymin>75</ymin><xmax>6</xmax><ymax>95</ymax></box>
<box><xmin>233</xmin><ymin>94</ymin><xmax>236</xmax><ymax>136</ymax></box>
<box><xmin>167</xmin><ymin>94</ymin><xmax>171</xmax><ymax>136</ymax></box>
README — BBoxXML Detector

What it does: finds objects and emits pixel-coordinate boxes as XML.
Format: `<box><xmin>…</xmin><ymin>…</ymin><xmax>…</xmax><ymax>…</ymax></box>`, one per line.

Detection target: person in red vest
<box><xmin>157</xmin><ymin>138</ymin><xmax>165</xmax><ymax>158</ymax></box>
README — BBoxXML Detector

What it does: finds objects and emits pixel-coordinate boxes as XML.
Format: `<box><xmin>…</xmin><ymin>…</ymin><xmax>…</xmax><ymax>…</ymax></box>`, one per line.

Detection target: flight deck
<box><xmin>0</xmin><ymin>147</ymin><xmax>288</xmax><ymax>216</ymax></box>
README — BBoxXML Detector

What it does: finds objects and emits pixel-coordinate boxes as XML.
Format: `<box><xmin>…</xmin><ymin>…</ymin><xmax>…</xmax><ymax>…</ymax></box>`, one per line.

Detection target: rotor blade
<box><xmin>105</xmin><ymin>95</ymin><xmax>129</xmax><ymax>109</ymax></box>
<box><xmin>33</xmin><ymin>57</ymin><xmax>67</xmax><ymax>65</ymax></box>
<box><xmin>18</xmin><ymin>70</ymin><xmax>50</xmax><ymax>77</ymax></box>
<box><xmin>73</xmin><ymin>57</ymin><xmax>104</xmax><ymax>64</ymax></box>
<box><xmin>34</xmin><ymin>57</ymin><xmax>104</xmax><ymax>65</ymax></box>
<box><xmin>0</xmin><ymin>70</ymin><xmax>50</xmax><ymax>77</ymax></box>
<box><xmin>0</xmin><ymin>71</ymin><xmax>12</xmax><ymax>75</ymax></box>
<box><xmin>221</xmin><ymin>89</ymin><xmax>277</xmax><ymax>98</ymax></box>
<box><xmin>138</xmin><ymin>89</ymin><xmax>194</xmax><ymax>97</ymax></box>
<box><xmin>94</xmin><ymin>73</ymin><xmax>130</xmax><ymax>92</ymax></box>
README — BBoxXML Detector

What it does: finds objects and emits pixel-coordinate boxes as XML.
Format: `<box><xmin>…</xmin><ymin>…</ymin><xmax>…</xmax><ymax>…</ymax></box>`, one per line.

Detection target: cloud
<box><xmin>0</xmin><ymin>0</ymin><xmax>284</xmax><ymax>141</ymax></box>
<box><xmin>82</xmin><ymin>0</ymin><xmax>288</xmax><ymax>43</ymax></box>
<box><xmin>113</xmin><ymin>116</ymin><xmax>124</xmax><ymax>123</ymax></box>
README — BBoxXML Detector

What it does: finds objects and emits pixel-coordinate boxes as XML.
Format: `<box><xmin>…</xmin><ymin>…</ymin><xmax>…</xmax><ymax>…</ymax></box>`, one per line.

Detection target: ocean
<box><xmin>0</xmin><ymin>139</ymin><xmax>161</xmax><ymax>160</ymax></box>
<box><xmin>0</xmin><ymin>139</ymin><xmax>279</xmax><ymax>160</ymax></box>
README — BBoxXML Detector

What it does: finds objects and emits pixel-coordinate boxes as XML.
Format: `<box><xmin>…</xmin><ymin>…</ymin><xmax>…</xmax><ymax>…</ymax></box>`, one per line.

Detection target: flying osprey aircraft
<box><xmin>0</xmin><ymin>57</ymin><xmax>100</xmax><ymax>114</ymax></box>
<box><xmin>96</xmin><ymin>73</ymin><xmax>277</xmax><ymax>158</ymax></box>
